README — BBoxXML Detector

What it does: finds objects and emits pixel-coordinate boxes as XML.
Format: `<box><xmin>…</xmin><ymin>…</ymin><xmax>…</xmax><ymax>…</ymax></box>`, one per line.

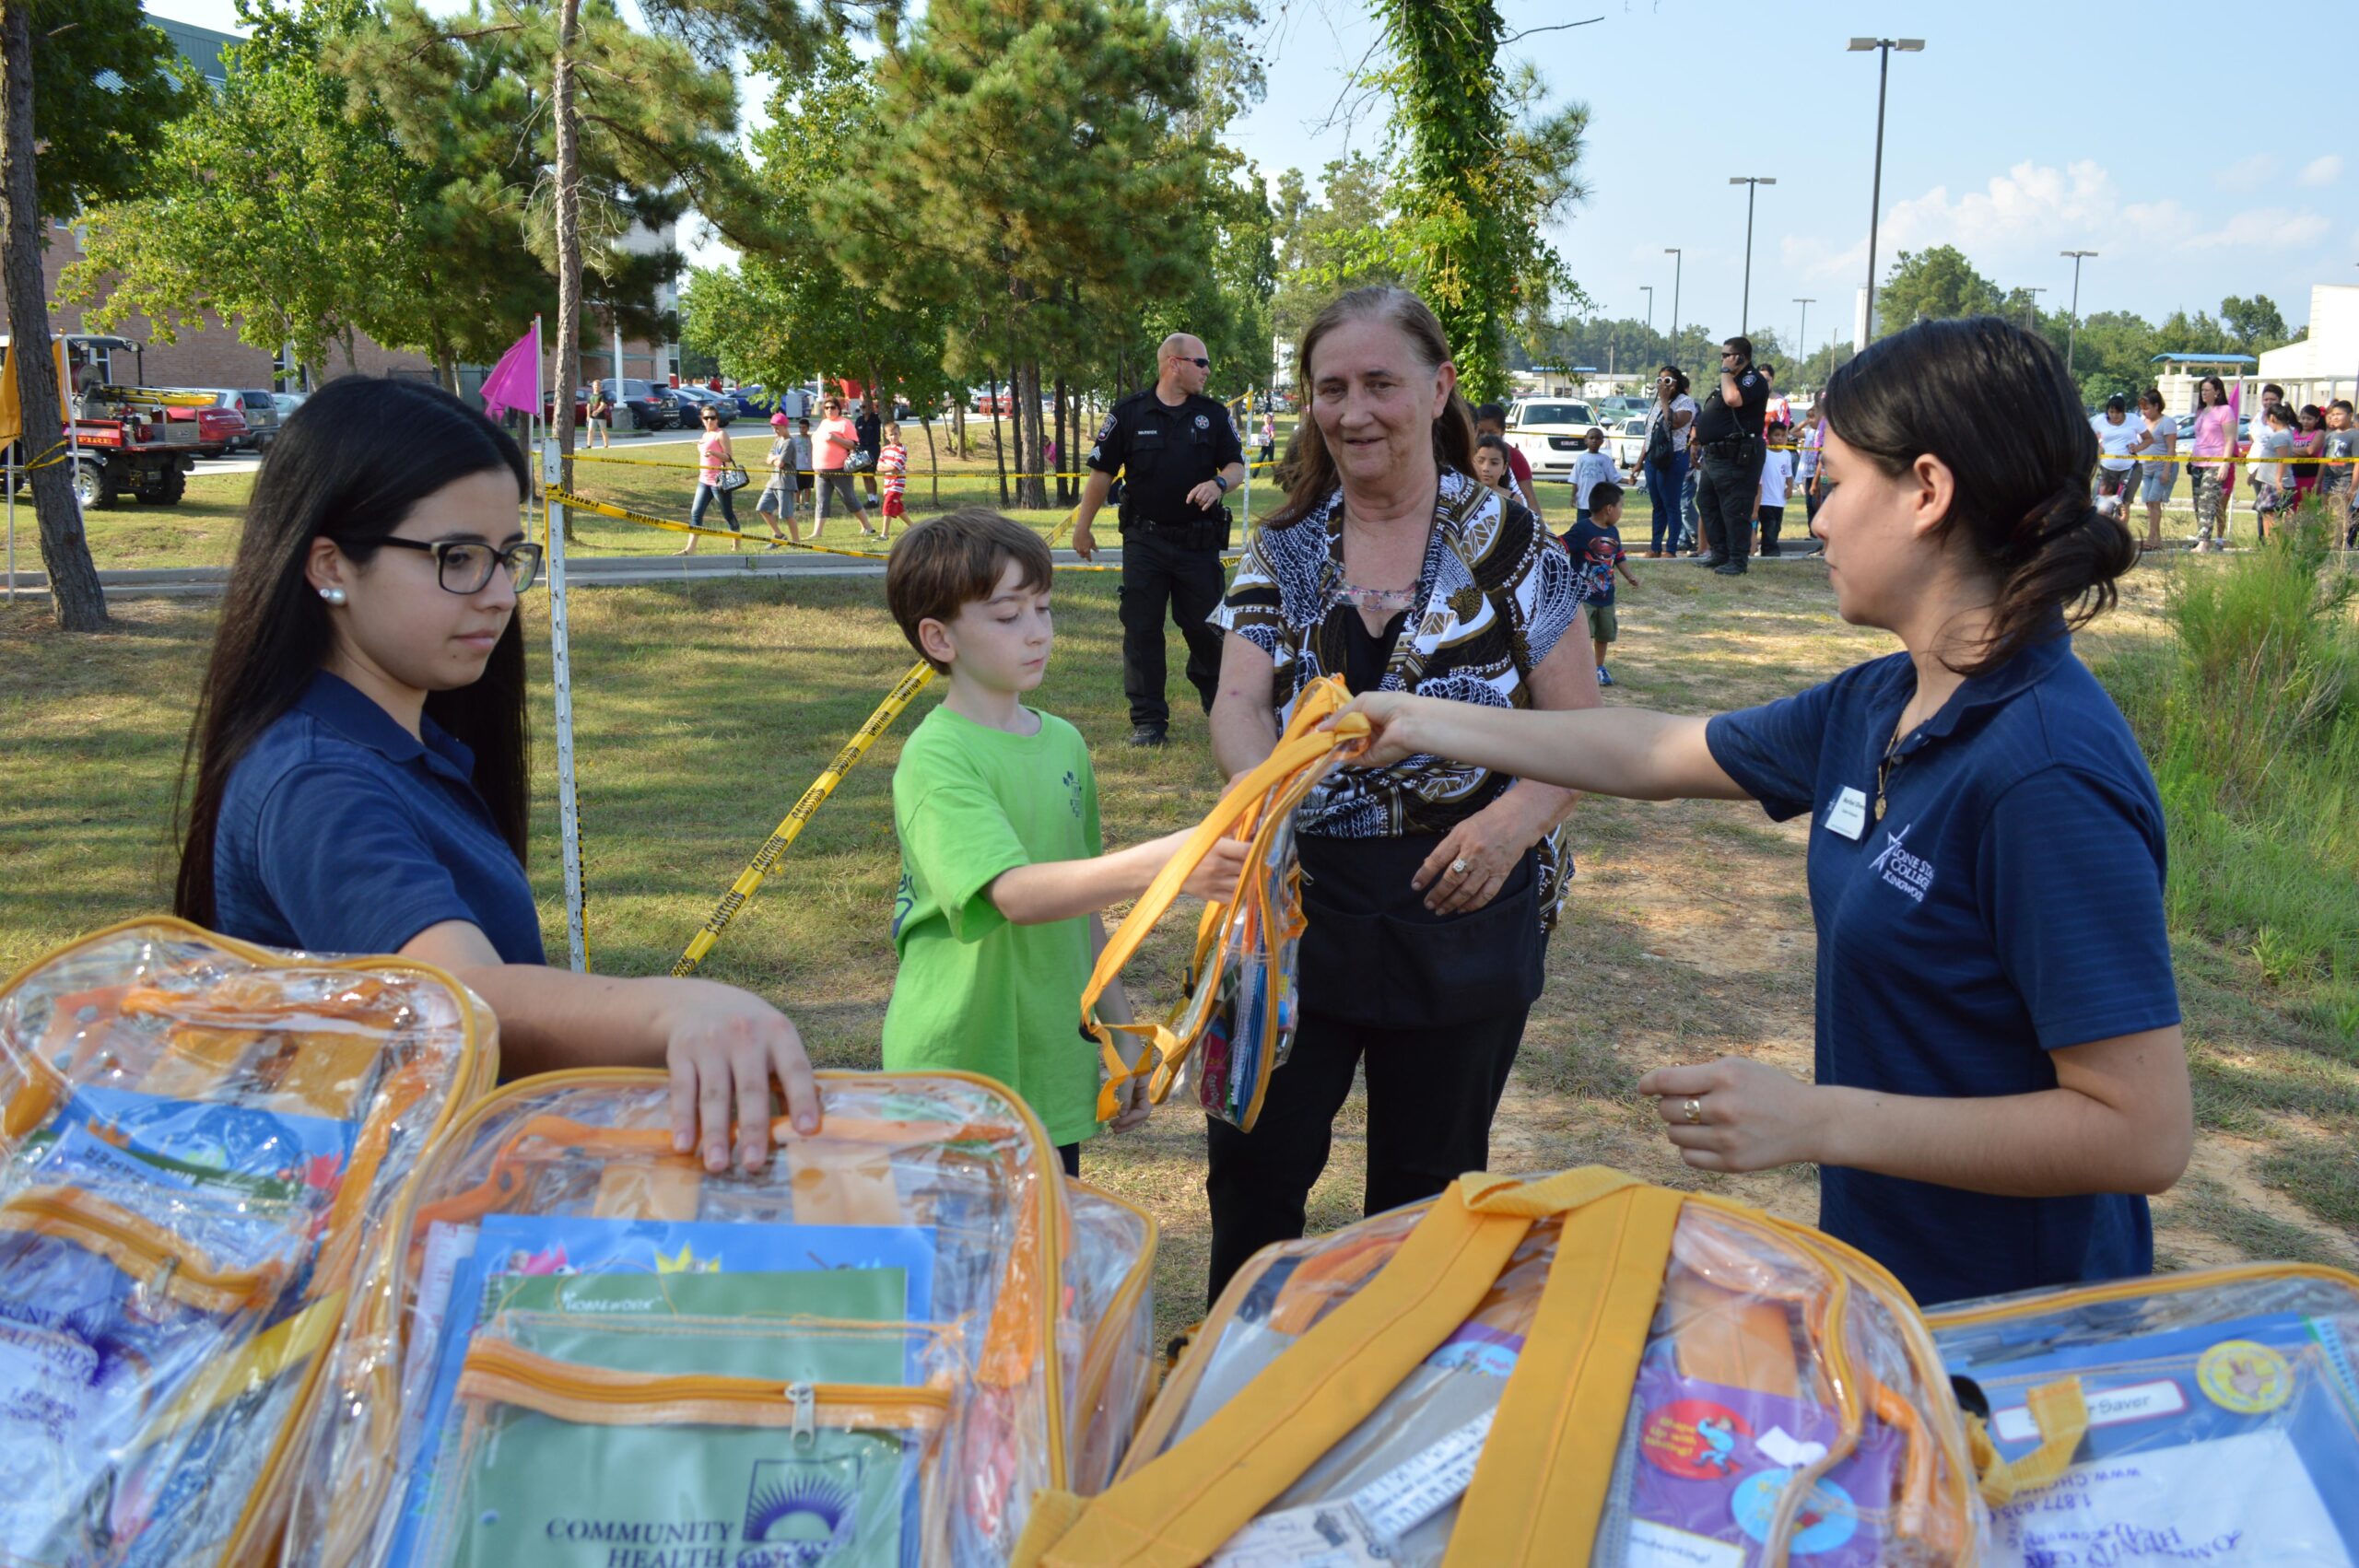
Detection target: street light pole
<box><xmin>1731</xmin><ymin>177</ymin><xmax>1776</xmax><ymax>335</ymax></box>
<box><xmin>2060</xmin><ymin>250</ymin><xmax>2098</xmax><ymax>378</ymax></box>
<box><xmin>1793</xmin><ymin>297</ymin><xmax>1814</xmax><ymax>369</ymax></box>
<box><xmin>1664</xmin><ymin>248</ymin><xmax>1683</xmax><ymax>346</ymax></box>
<box><xmin>2024</xmin><ymin>286</ymin><xmax>2046</xmax><ymax>330</ymax></box>
<box><xmin>1640</xmin><ymin>285</ymin><xmax>1655</xmax><ymax>338</ymax></box>
<box><xmin>1848</xmin><ymin>38</ymin><xmax>1924</xmax><ymax>343</ymax></box>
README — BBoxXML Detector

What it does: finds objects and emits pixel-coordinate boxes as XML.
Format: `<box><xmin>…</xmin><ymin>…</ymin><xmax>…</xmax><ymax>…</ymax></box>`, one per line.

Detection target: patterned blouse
<box><xmin>1210</xmin><ymin>470</ymin><xmax>1582</xmax><ymax>924</ymax></box>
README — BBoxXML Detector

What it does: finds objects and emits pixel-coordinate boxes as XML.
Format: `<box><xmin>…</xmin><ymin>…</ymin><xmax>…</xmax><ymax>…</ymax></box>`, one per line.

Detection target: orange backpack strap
<box><xmin>1082</xmin><ymin>676</ymin><xmax>1366</xmax><ymax>1122</ymax></box>
<box><xmin>1441</xmin><ymin>1171</ymin><xmax>1684</xmax><ymax>1566</ymax></box>
<box><xmin>1015</xmin><ymin>1176</ymin><xmax>1532</xmax><ymax>1567</ymax></box>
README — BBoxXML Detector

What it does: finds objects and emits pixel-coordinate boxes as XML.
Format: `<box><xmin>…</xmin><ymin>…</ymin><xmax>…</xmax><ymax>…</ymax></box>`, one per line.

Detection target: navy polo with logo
<box><xmin>213</xmin><ymin>671</ymin><xmax>546</xmax><ymax>964</ymax></box>
<box><xmin>1706</xmin><ymin>632</ymin><xmax>2180</xmax><ymax>1306</ymax></box>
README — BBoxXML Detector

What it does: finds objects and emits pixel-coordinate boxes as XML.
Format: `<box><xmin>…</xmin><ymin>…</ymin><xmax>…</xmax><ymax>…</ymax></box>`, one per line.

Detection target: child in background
<box><xmin>2320</xmin><ymin>401</ymin><xmax>2356</xmax><ymax>547</ymax></box>
<box><xmin>792</xmin><ymin>417</ymin><xmax>816</xmax><ymax>540</ymax></box>
<box><xmin>1569</xmin><ymin>427</ymin><xmax>1620</xmax><ymax>528</ymax></box>
<box><xmin>2288</xmin><ymin>404</ymin><xmax>2324</xmax><ymax>510</ymax></box>
<box><xmin>878</xmin><ymin>423</ymin><xmax>910</xmax><ymax>540</ymax></box>
<box><xmin>754</xmin><ymin>412</ymin><xmax>797</xmax><ymax>546</ymax></box>
<box><xmin>1754</xmin><ymin>421</ymin><xmax>1796</xmax><ymax>556</ymax></box>
<box><xmin>1561</xmin><ymin>481</ymin><xmax>1638</xmax><ymax>686</ymax></box>
<box><xmin>881</xmin><ymin>512</ymin><xmax>1250</xmax><ymax>1174</ymax></box>
<box><xmin>1795</xmin><ymin>405</ymin><xmax>1827</xmax><ymax>553</ymax></box>
<box><xmin>2249</xmin><ymin>404</ymin><xmax>2295</xmax><ymax>542</ymax></box>
<box><xmin>1472</xmin><ymin>434</ymin><xmax>1519</xmax><ymax>506</ymax></box>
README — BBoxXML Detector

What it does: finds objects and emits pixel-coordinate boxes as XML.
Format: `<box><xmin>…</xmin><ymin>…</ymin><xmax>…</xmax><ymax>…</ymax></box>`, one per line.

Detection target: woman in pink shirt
<box><xmin>677</xmin><ymin>404</ymin><xmax>743</xmax><ymax>556</ymax></box>
<box><xmin>812</xmin><ymin>395</ymin><xmax>876</xmax><ymax>537</ymax></box>
<box><xmin>2189</xmin><ymin>376</ymin><xmax>2237</xmax><ymax>552</ymax></box>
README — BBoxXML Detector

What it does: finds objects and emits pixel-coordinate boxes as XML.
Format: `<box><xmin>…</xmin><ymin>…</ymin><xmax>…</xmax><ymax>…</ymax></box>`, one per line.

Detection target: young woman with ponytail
<box><xmin>1339</xmin><ymin>315</ymin><xmax>2191</xmax><ymax>1307</ymax></box>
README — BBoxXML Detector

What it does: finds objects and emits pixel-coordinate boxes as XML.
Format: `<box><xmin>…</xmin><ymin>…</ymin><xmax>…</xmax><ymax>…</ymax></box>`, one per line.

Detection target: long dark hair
<box><xmin>1269</xmin><ymin>286</ymin><xmax>1478</xmax><ymax>529</ymax></box>
<box><xmin>173</xmin><ymin>378</ymin><xmax>533</xmax><ymax>926</ymax></box>
<box><xmin>1820</xmin><ymin>315</ymin><xmax>2134</xmax><ymax>677</ymax></box>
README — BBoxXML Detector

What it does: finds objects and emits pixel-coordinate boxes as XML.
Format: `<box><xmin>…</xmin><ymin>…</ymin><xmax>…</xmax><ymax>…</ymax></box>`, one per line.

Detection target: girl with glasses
<box><xmin>175</xmin><ymin>378</ymin><xmax>824</xmax><ymax>1175</ymax></box>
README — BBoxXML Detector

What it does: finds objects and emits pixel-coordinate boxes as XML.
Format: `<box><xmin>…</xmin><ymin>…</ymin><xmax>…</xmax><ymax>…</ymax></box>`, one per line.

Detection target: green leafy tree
<box><xmin>2220</xmin><ymin>293</ymin><xmax>2293</xmax><ymax>355</ymax></box>
<box><xmin>1359</xmin><ymin>0</ymin><xmax>1588</xmax><ymax>401</ymax></box>
<box><xmin>1874</xmin><ymin>244</ymin><xmax>2003</xmax><ymax>336</ymax></box>
<box><xmin>64</xmin><ymin>0</ymin><xmax>433</xmax><ymax>380</ymax></box>
<box><xmin>1269</xmin><ymin>153</ymin><xmax>1403</xmax><ymax>351</ymax></box>
<box><xmin>1</xmin><ymin>0</ymin><xmax>189</xmax><ymax>631</ymax></box>
<box><xmin>831</xmin><ymin>0</ymin><xmax>1222</xmax><ymax>509</ymax></box>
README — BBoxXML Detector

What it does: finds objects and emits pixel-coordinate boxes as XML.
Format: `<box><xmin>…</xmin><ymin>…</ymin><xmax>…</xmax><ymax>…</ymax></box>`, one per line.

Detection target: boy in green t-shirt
<box><xmin>881</xmin><ymin>511</ymin><xmax>1248</xmax><ymax>1172</ymax></box>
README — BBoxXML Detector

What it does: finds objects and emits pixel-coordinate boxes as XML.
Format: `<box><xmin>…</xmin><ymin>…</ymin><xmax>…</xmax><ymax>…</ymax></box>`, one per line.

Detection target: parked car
<box><xmin>729</xmin><ymin>383</ymin><xmax>776</xmax><ymax>418</ymax></box>
<box><xmin>237</xmin><ymin>390</ymin><xmax>281</xmax><ymax>451</ymax></box>
<box><xmin>1606</xmin><ymin>415</ymin><xmax>1651</xmax><ymax>471</ymax></box>
<box><xmin>565</xmin><ymin>377</ymin><xmax>680</xmax><ymax>431</ymax></box>
<box><xmin>673</xmin><ymin>385</ymin><xmax>735</xmax><ymax>426</ymax></box>
<box><xmin>1502</xmin><ymin>396</ymin><xmax>1600</xmax><ymax>478</ymax></box>
<box><xmin>272</xmin><ymin>390</ymin><xmax>308</xmax><ymax>419</ymax></box>
<box><xmin>159</xmin><ymin>391</ymin><xmax>252</xmax><ymax>459</ymax></box>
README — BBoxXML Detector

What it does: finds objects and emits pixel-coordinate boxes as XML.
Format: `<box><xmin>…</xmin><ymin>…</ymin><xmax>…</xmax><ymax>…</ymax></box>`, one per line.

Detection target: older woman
<box><xmin>1344</xmin><ymin>317</ymin><xmax>2191</xmax><ymax>1306</ymax></box>
<box><xmin>1202</xmin><ymin>286</ymin><xmax>1594</xmax><ymax>1302</ymax></box>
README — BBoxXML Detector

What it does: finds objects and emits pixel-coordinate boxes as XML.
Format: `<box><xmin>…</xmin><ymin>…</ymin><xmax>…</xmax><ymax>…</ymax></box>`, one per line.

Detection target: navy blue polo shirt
<box><xmin>213</xmin><ymin>672</ymin><xmax>546</xmax><ymax>965</ymax></box>
<box><xmin>1706</xmin><ymin>633</ymin><xmax>2179</xmax><ymax>1307</ymax></box>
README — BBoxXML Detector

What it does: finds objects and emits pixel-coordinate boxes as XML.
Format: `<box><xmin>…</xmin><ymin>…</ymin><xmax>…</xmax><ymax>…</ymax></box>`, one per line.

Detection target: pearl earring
<box><xmin>319</xmin><ymin>587</ymin><xmax>346</xmax><ymax>605</ymax></box>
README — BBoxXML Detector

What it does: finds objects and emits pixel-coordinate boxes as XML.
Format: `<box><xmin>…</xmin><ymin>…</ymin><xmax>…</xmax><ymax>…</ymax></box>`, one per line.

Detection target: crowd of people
<box><xmin>170</xmin><ymin>294</ymin><xmax>2206</xmax><ymax>1327</ymax></box>
<box><xmin>2094</xmin><ymin>378</ymin><xmax>2355</xmax><ymax>552</ymax></box>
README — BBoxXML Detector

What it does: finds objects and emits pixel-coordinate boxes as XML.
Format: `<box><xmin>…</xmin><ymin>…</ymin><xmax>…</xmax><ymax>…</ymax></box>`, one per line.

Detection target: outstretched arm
<box><xmin>1341</xmin><ymin>691</ymin><xmax>1751</xmax><ymax>802</ymax></box>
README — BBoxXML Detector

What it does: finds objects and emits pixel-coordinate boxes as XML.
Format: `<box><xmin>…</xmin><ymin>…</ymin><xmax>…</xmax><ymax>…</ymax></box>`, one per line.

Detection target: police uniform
<box><xmin>1693</xmin><ymin>361</ymin><xmax>1769</xmax><ymax>571</ymax></box>
<box><xmin>1087</xmin><ymin>388</ymin><xmax>1244</xmax><ymax>733</ymax></box>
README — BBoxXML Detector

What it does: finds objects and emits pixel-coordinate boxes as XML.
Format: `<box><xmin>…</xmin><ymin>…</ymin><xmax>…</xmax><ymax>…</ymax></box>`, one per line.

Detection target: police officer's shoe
<box><xmin>1712</xmin><ymin>562</ymin><xmax>1747</xmax><ymax>576</ymax></box>
<box><xmin>1692</xmin><ymin>553</ymin><xmax>1727</xmax><ymax>568</ymax></box>
<box><xmin>1125</xmin><ymin>724</ymin><xmax>1169</xmax><ymax>748</ymax></box>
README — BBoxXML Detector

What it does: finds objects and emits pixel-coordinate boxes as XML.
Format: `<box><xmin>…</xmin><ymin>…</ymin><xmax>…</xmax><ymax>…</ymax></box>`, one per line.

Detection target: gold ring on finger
<box><xmin>1683</xmin><ymin>1096</ymin><xmax>1704</xmax><ymax>1126</ymax></box>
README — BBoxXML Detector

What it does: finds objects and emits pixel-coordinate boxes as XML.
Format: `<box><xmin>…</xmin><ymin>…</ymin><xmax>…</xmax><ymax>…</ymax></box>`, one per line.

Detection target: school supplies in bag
<box><xmin>1083</xmin><ymin>675</ymin><xmax>1367</xmax><ymax>1131</ymax></box>
<box><xmin>285</xmin><ymin>1068</ymin><xmax>1156</xmax><ymax>1568</ymax></box>
<box><xmin>0</xmin><ymin>917</ymin><xmax>496</xmax><ymax>1568</ymax></box>
<box><xmin>1016</xmin><ymin>1166</ymin><xmax>1985</xmax><ymax>1568</ymax></box>
<box><xmin>1931</xmin><ymin>1263</ymin><xmax>2359</xmax><ymax>1567</ymax></box>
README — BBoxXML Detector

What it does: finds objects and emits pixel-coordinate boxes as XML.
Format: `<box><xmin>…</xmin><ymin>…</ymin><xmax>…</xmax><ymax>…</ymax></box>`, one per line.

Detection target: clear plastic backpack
<box><xmin>0</xmin><ymin>917</ymin><xmax>497</xmax><ymax>1567</ymax></box>
<box><xmin>284</xmin><ymin>1068</ymin><xmax>1156</xmax><ymax>1567</ymax></box>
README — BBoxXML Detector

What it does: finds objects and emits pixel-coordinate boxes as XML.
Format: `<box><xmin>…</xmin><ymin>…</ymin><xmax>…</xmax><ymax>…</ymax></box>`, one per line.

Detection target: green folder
<box><xmin>485</xmin><ymin>1268</ymin><xmax>911</xmax><ymax>1384</ymax></box>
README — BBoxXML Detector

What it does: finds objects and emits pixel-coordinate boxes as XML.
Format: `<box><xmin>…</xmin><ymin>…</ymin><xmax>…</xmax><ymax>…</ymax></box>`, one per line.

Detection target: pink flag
<box><xmin>479</xmin><ymin>324</ymin><xmax>539</xmax><ymax>418</ymax></box>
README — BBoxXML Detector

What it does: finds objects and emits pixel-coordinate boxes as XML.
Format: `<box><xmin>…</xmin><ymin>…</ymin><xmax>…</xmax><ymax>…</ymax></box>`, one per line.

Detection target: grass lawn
<box><xmin>3</xmin><ymin>538</ymin><xmax>2353</xmax><ymax>1346</ymax></box>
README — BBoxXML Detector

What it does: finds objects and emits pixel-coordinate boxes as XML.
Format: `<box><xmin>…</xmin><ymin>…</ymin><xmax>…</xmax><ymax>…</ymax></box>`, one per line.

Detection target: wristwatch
<box><xmin>1214</xmin><ymin>474</ymin><xmax>1230</xmax><ymax>492</ymax></box>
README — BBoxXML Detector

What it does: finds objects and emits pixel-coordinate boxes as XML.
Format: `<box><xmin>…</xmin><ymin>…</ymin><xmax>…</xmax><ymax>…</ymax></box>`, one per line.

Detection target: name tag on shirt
<box><xmin>1825</xmin><ymin>786</ymin><xmax>1868</xmax><ymax>840</ymax></box>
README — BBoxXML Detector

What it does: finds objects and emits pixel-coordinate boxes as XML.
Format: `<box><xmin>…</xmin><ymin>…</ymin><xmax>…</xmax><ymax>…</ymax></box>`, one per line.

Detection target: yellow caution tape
<box><xmin>671</xmin><ymin>659</ymin><xmax>938</xmax><ymax>976</ymax></box>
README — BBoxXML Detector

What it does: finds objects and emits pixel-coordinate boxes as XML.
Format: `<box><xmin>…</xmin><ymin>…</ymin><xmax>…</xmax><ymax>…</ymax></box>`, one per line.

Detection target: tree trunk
<box><xmin>1014</xmin><ymin>362</ymin><xmax>1045</xmax><ymax>510</ymax></box>
<box><xmin>0</xmin><ymin>1</ymin><xmax>103</xmax><ymax>630</ymax></box>
<box><xmin>434</xmin><ymin>341</ymin><xmax>460</xmax><ymax>398</ymax></box>
<box><xmin>1052</xmin><ymin>374</ymin><xmax>1067</xmax><ymax>506</ymax></box>
<box><xmin>920</xmin><ymin>413</ymin><xmax>938</xmax><ymax>510</ymax></box>
<box><xmin>986</xmin><ymin>370</ymin><xmax>1007</xmax><ymax>508</ymax></box>
<box><xmin>551</xmin><ymin>0</ymin><xmax>583</xmax><ymax>536</ymax></box>
<box><xmin>951</xmin><ymin>394</ymin><xmax>965</xmax><ymax>461</ymax></box>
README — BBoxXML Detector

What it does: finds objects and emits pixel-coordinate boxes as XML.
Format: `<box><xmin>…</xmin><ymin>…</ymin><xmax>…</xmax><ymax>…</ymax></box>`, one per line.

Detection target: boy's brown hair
<box><xmin>886</xmin><ymin>509</ymin><xmax>1055</xmax><ymax>673</ymax></box>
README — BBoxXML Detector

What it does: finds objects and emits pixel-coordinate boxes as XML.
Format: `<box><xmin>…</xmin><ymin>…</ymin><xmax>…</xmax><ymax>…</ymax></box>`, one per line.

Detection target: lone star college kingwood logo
<box><xmin>1867</xmin><ymin>823</ymin><xmax>1934</xmax><ymax>904</ymax></box>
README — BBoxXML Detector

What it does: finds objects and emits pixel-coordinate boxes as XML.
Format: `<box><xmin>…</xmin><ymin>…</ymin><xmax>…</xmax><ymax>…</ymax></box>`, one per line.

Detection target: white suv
<box><xmin>1503</xmin><ymin>397</ymin><xmax>1600</xmax><ymax>479</ymax></box>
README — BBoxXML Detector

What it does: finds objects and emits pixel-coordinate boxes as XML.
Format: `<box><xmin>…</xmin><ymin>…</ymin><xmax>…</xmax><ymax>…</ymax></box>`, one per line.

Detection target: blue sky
<box><xmin>149</xmin><ymin>0</ymin><xmax>2355</xmax><ymax>347</ymax></box>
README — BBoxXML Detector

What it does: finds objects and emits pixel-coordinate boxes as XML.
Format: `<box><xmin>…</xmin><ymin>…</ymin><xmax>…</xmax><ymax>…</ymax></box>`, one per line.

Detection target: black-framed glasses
<box><xmin>377</xmin><ymin>536</ymin><xmax>544</xmax><ymax>594</ymax></box>
<box><xmin>1179</xmin><ymin>357</ymin><xmax>1210</xmax><ymax>369</ymax></box>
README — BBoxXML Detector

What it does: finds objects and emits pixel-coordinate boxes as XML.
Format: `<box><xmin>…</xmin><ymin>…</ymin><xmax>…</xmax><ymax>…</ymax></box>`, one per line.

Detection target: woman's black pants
<box><xmin>1203</xmin><ymin>1004</ymin><xmax>1529</xmax><ymax>1305</ymax></box>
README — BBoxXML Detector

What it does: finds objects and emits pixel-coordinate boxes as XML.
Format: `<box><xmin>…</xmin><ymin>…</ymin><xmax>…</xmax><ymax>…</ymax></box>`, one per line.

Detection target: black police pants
<box><xmin>1203</xmin><ymin>1005</ymin><xmax>1527</xmax><ymax>1307</ymax></box>
<box><xmin>1696</xmin><ymin>450</ymin><xmax>1764</xmax><ymax>569</ymax></box>
<box><xmin>1119</xmin><ymin>530</ymin><xmax>1226</xmax><ymax>731</ymax></box>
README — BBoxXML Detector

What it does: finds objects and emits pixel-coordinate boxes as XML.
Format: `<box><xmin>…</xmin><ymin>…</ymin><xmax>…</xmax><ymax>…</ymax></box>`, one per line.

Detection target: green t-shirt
<box><xmin>882</xmin><ymin>704</ymin><xmax>1104</xmax><ymax>1145</ymax></box>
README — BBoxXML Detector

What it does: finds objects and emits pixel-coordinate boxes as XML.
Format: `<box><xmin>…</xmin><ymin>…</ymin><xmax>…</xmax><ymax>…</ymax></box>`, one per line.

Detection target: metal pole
<box><xmin>1795</xmin><ymin>298</ymin><xmax>1813</xmax><ymax>370</ymax></box>
<box><xmin>1742</xmin><ymin>182</ymin><xmax>1756</xmax><ymax>334</ymax></box>
<box><xmin>1864</xmin><ymin>42</ymin><xmax>1889</xmax><ymax>341</ymax></box>
<box><xmin>1641</xmin><ymin>285</ymin><xmax>1654</xmax><ymax>338</ymax></box>
<box><xmin>2062</xmin><ymin>252</ymin><xmax>2097</xmax><ymax>378</ymax></box>
<box><xmin>539</xmin><ymin>316</ymin><xmax>588</xmax><ymax>973</ymax></box>
<box><xmin>1666</xmin><ymin>249</ymin><xmax>1682</xmax><ymax>345</ymax></box>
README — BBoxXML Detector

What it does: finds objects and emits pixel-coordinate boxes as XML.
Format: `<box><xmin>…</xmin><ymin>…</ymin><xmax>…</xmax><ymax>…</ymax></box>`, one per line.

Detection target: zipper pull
<box><xmin>787</xmin><ymin>1380</ymin><xmax>816</xmax><ymax>1446</ymax></box>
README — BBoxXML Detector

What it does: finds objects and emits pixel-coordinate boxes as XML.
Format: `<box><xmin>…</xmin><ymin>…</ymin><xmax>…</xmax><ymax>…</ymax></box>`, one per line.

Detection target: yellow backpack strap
<box><xmin>1969</xmin><ymin>1375</ymin><xmax>2088</xmax><ymax>1508</ymax></box>
<box><xmin>1015</xmin><ymin>1177</ymin><xmax>1533</xmax><ymax>1567</ymax></box>
<box><xmin>1442</xmin><ymin>1169</ymin><xmax>1684</xmax><ymax>1567</ymax></box>
<box><xmin>1082</xmin><ymin>677</ymin><xmax>1366</xmax><ymax>1121</ymax></box>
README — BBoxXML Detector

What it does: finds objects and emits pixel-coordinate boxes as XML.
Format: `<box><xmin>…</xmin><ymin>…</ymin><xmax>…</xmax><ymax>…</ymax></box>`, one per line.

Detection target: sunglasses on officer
<box><xmin>376</xmin><ymin>535</ymin><xmax>545</xmax><ymax>594</ymax></box>
<box><xmin>1169</xmin><ymin>355</ymin><xmax>1210</xmax><ymax>369</ymax></box>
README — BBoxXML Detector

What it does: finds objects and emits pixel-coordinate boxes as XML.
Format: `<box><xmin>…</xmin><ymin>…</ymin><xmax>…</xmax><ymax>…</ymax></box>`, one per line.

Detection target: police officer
<box><xmin>1072</xmin><ymin>333</ymin><xmax>1247</xmax><ymax>747</ymax></box>
<box><xmin>1693</xmin><ymin>334</ymin><xmax>1770</xmax><ymax>576</ymax></box>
